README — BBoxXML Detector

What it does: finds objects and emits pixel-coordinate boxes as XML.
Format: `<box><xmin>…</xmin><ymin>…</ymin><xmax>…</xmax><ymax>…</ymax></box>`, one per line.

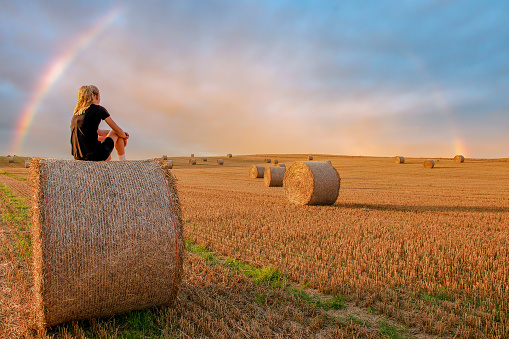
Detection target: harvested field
<box><xmin>1</xmin><ymin>154</ymin><xmax>509</xmax><ymax>338</ymax></box>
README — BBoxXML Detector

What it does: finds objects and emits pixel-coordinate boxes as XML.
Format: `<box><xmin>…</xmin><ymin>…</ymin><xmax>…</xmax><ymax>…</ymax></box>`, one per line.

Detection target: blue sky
<box><xmin>1</xmin><ymin>0</ymin><xmax>508</xmax><ymax>159</ymax></box>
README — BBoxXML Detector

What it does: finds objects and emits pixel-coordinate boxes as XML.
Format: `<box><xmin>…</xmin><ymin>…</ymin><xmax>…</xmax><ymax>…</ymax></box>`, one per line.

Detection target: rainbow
<box><xmin>10</xmin><ymin>6</ymin><xmax>124</xmax><ymax>155</ymax></box>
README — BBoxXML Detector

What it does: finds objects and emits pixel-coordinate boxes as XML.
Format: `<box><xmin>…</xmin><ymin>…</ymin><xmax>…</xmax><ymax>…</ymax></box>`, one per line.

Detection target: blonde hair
<box><xmin>73</xmin><ymin>85</ymin><xmax>99</xmax><ymax>115</ymax></box>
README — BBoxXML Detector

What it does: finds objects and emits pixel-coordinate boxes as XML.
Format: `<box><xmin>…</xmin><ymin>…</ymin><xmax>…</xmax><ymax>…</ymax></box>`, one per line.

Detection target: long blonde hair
<box><xmin>73</xmin><ymin>85</ymin><xmax>99</xmax><ymax>115</ymax></box>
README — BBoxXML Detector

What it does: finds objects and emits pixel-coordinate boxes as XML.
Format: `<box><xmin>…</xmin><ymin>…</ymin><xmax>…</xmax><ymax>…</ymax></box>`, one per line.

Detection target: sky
<box><xmin>1</xmin><ymin>0</ymin><xmax>508</xmax><ymax>159</ymax></box>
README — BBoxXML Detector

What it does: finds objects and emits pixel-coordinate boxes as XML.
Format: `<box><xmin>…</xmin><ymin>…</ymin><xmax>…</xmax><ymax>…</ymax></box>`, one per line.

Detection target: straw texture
<box><xmin>424</xmin><ymin>159</ymin><xmax>435</xmax><ymax>168</ymax></box>
<box><xmin>264</xmin><ymin>167</ymin><xmax>286</xmax><ymax>187</ymax></box>
<box><xmin>454</xmin><ymin>155</ymin><xmax>465</xmax><ymax>163</ymax></box>
<box><xmin>217</xmin><ymin>159</ymin><xmax>224</xmax><ymax>165</ymax></box>
<box><xmin>249</xmin><ymin>165</ymin><xmax>264</xmax><ymax>178</ymax></box>
<box><xmin>29</xmin><ymin>158</ymin><xmax>184</xmax><ymax>328</ymax></box>
<box><xmin>395</xmin><ymin>156</ymin><xmax>405</xmax><ymax>164</ymax></box>
<box><xmin>284</xmin><ymin>161</ymin><xmax>340</xmax><ymax>205</ymax></box>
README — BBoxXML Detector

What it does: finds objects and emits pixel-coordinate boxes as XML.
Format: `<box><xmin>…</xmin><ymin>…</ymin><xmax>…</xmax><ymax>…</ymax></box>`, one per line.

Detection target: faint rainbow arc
<box><xmin>10</xmin><ymin>6</ymin><xmax>124</xmax><ymax>155</ymax></box>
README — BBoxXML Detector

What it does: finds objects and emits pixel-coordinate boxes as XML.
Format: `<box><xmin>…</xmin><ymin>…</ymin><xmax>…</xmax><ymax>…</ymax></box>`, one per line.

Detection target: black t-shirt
<box><xmin>70</xmin><ymin>104</ymin><xmax>110</xmax><ymax>159</ymax></box>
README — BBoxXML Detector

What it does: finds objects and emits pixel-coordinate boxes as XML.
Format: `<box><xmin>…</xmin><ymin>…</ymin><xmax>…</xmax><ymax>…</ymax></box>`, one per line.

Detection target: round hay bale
<box><xmin>308</xmin><ymin>155</ymin><xmax>313</xmax><ymax>160</ymax></box>
<box><xmin>189</xmin><ymin>159</ymin><xmax>196</xmax><ymax>165</ymax></box>
<box><xmin>202</xmin><ymin>157</ymin><xmax>207</xmax><ymax>162</ymax></box>
<box><xmin>395</xmin><ymin>156</ymin><xmax>405</xmax><ymax>164</ymax></box>
<box><xmin>249</xmin><ymin>165</ymin><xmax>264</xmax><ymax>178</ymax></box>
<box><xmin>264</xmin><ymin>166</ymin><xmax>286</xmax><ymax>187</ymax></box>
<box><xmin>166</xmin><ymin>160</ymin><xmax>173</xmax><ymax>169</ymax></box>
<box><xmin>8</xmin><ymin>156</ymin><xmax>14</xmax><ymax>163</ymax></box>
<box><xmin>423</xmin><ymin>159</ymin><xmax>435</xmax><ymax>168</ymax></box>
<box><xmin>454</xmin><ymin>155</ymin><xmax>465</xmax><ymax>163</ymax></box>
<box><xmin>25</xmin><ymin>161</ymin><xmax>30</xmax><ymax>168</ymax></box>
<box><xmin>284</xmin><ymin>161</ymin><xmax>340</xmax><ymax>205</ymax></box>
<box><xmin>162</xmin><ymin>155</ymin><xmax>167</xmax><ymax>160</ymax></box>
<box><xmin>265</xmin><ymin>158</ymin><xmax>271</xmax><ymax>163</ymax></box>
<box><xmin>276</xmin><ymin>163</ymin><xmax>286</xmax><ymax>168</ymax></box>
<box><xmin>227</xmin><ymin>153</ymin><xmax>232</xmax><ymax>158</ymax></box>
<box><xmin>217</xmin><ymin>159</ymin><xmax>224</xmax><ymax>165</ymax></box>
<box><xmin>29</xmin><ymin>159</ymin><xmax>183</xmax><ymax>328</ymax></box>
<box><xmin>325</xmin><ymin>160</ymin><xmax>331</xmax><ymax>165</ymax></box>
<box><xmin>190</xmin><ymin>154</ymin><xmax>194</xmax><ymax>157</ymax></box>
<box><xmin>272</xmin><ymin>159</ymin><xmax>278</xmax><ymax>164</ymax></box>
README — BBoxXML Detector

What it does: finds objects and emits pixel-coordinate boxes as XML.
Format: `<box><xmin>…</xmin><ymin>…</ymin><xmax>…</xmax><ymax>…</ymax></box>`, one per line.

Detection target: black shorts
<box><xmin>85</xmin><ymin>137</ymin><xmax>114</xmax><ymax>161</ymax></box>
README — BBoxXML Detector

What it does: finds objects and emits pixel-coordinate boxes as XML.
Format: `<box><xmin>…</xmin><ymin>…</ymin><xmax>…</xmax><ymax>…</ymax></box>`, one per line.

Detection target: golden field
<box><xmin>1</xmin><ymin>154</ymin><xmax>508</xmax><ymax>338</ymax></box>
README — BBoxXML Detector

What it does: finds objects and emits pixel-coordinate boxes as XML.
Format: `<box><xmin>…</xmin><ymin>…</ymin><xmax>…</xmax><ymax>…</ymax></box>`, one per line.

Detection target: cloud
<box><xmin>1</xmin><ymin>0</ymin><xmax>508</xmax><ymax>158</ymax></box>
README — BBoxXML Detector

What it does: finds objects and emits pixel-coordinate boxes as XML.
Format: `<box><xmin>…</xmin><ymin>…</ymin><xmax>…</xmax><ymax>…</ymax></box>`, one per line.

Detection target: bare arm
<box><xmin>104</xmin><ymin>116</ymin><xmax>127</xmax><ymax>138</ymax></box>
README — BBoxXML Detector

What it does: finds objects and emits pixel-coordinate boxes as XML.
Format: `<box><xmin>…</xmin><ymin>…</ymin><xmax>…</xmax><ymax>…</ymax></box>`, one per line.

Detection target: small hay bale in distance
<box><xmin>249</xmin><ymin>165</ymin><xmax>264</xmax><ymax>178</ymax></box>
<box><xmin>190</xmin><ymin>153</ymin><xmax>194</xmax><ymax>157</ymax></box>
<box><xmin>202</xmin><ymin>157</ymin><xmax>207</xmax><ymax>162</ymax></box>
<box><xmin>454</xmin><ymin>155</ymin><xmax>465</xmax><ymax>163</ymax></box>
<box><xmin>272</xmin><ymin>159</ymin><xmax>279</xmax><ymax>164</ymax></box>
<box><xmin>29</xmin><ymin>159</ymin><xmax>184</xmax><ymax>328</ymax></box>
<box><xmin>165</xmin><ymin>160</ymin><xmax>173</xmax><ymax>169</ymax></box>
<box><xmin>217</xmin><ymin>159</ymin><xmax>224</xmax><ymax>165</ymax></box>
<box><xmin>189</xmin><ymin>159</ymin><xmax>196</xmax><ymax>165</ymax></box>
<box><xmin>162</xmin><ymin>155</ymin><xmax>167</xmax><ymax>160</ymax></box>
<box><xmin>227</xmin><ymin>153</ymin><xmax>233</xmax><ymax>158</ymax></box>
<box><xmin>395</xmin><ymin>156</ymin><xmax>405</xmax><ymax>164</ymax></box>
<box><xmin>284</xmin><ymin>161</ymin><xmax>340</xmax><ymax>205</ymax></box>
<box><xmin>8</xmin><ymin>156</ymin><xmax>14</xmax><ymax>163</ymax></box>
<box><xmin>423</xmin><ymin>159</ymin><xmax>435</xmax><ymax>168</ymax></box>
<box><xmin>276</xmin><ymin>163</ymin><xmax>285</xmax><ymax>168</ymax></box>
<box><xmin>25</xmin><ymin>161</ymin><xmax>30</xmax><ymax>168</ymax></box>
<box><xmin>264</xmin><ymin>166</ymin><xmax>286</xmax><ymax>187</ymax></box>
<box><xmin>325</xmin><ymin>160</ymin><xmax>331</xmax><ymax>165</ymax></box>
<box><xmin>307</xmin><ymin>155</ymin><xmax>313</xmax><ymax>160</ymax></box>
<box><xmin>265</xmin><ymin>158</ymin><xmax>271</xmax><ymax>163</ymax></box>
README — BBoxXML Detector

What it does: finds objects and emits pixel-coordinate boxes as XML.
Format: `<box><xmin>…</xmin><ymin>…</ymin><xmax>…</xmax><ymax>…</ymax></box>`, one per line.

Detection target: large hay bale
<box><xmin>25</xmin><ymin>161</ymin><xmax>30</xmax><ymax>168</ymax></box>
<box><xmin>307</xmin><ymin>155</ymin><xmax>313</xmax><ymax>160</ymax></box>
<box><xmin>249</xmin><ymin>165</ymin><xmax>264</xmax><ymax>178</ymax></box>
<box><xmin>395</xmin><ymin>156</ymin><xmax>405</xmax><ymax>164</ymax></box>
<box><xmin>284</xmin><ymin>161</ymin><xmax>340</xmax><ymax>205</ymax></box>
<box><xmin>8</xmin><ymin>156</ymin><xmax>14</xmax><ymax>163</ymax></box>
<box><xmin>202</xmin><ymin>157</ymin><xmax>207</xmax><ymax>162</ymax></box>
<box><xmin>454</xmin><ymin>155</ymin><xmax>465</xmax><ymax>163</ymax></box>
<box><xmin>189</xmin><ymin>159</ymin><xmax>196</xmax><ymax>165</ymax></box>
<box><xmin>29</xmin><ymin>159</ymin><xmax>184</xmax><ymax>328</ymax></box>
<box><xmin>264</xmin><ymin>166</ymin><xmax>286</xmax><ymax>187</ymax></box>
<box><xmin>217</xmin><ymin>159</ymin><xmax>224</xmax><ymax>165</ymax></box>
<box><xmin>272</xmin><ymin>159</ymin><xmax>278</xmax><ymax>164</ymax></box>
<box><xmin>265</xmin><ymin>158</ymin><xmax>271</xmax><ymax>163</ymax></box>
<box><xmin>424</xmin><ymin>159</ymin><xmax>435</xmax><ymax>168</ymax></box>
<box><xmin>227</xmin><ymin>153</ymin><xmax>232</xmax><ymax>158</ymax></box>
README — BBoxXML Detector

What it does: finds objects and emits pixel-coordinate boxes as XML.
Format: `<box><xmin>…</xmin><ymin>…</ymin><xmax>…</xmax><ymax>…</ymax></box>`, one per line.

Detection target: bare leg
<box><xmin>115</xmin><ymin>136</ymin><xmax>126</xmax><ymax>160</ymax></box>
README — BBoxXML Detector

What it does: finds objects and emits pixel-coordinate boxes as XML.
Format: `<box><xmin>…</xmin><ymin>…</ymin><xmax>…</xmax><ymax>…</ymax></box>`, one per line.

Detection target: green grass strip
<box><xmin>0</xmin><ymin>169</ymin><xmax>27</xmax><ymax>182</ymax></box>
<box><xmin>185</xmin><ymin>240</ymin><xmax>345</xmax><ymax>310</ymax></box>
<box><xmin>0</xmin><ymin>183</ymin><xmax>32</xmax><ymax>259</ymax></box>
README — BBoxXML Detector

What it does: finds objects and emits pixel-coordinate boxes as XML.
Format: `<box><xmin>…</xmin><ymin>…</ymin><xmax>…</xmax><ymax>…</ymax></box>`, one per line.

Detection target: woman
<box><xmin>70</xmin><ymin>85</ymin><xmax>129</xmax><ymax>161</ymax></box>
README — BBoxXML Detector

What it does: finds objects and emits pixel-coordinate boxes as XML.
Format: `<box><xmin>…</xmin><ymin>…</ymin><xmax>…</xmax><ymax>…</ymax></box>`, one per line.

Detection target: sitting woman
<box><xmin>70</xmin><ymin>85</ymin><xmax>129</xmax><ymax>161</ymax></box>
